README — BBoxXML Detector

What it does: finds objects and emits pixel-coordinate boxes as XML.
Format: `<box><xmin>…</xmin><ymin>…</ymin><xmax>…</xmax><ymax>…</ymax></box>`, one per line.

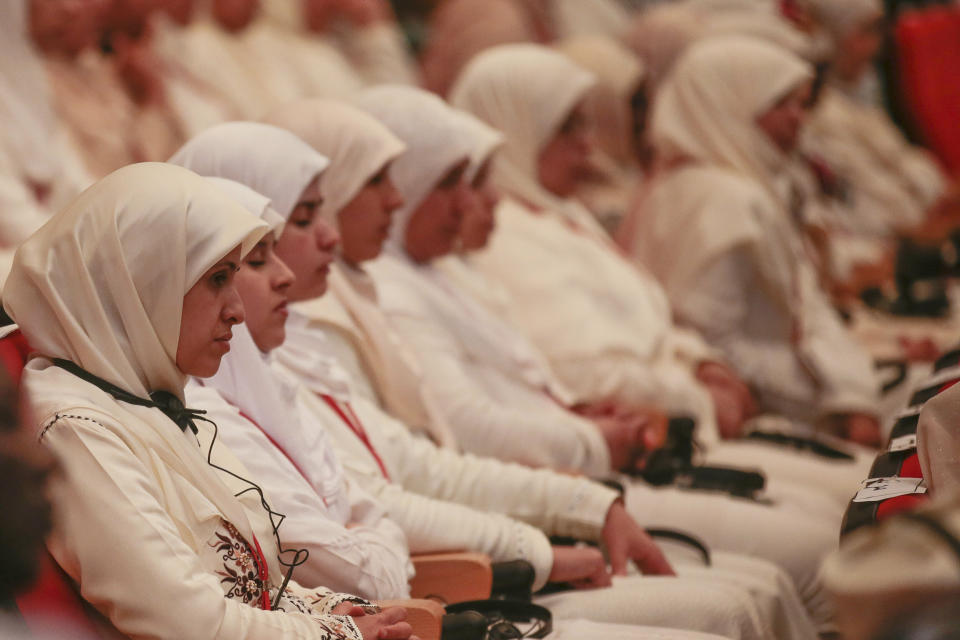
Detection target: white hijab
<box><xmin>651</xmin><ymin>35</ymin><xmax>812</xmax><ymax>200</ymax></box>
<box><xmin>449</xmin><ymin>44</ymin><xmax>600</xmax><ymax>233</ymax></box>
<box><xmin>637</xmin><ymin>36</ymin><xmax>812</xmax><ymax>299</ymax></box>
<box><xmin>452</xmin><ymin>110</ymin><xmax>505</xmax><ymax>183</ymax></box>
<box><xmin>353</xmin><ymin>85</ymin><xmax>474</xmax><ymax>249</ymax></box>
<box><xmin>168</xmin><ymin>121</ymin><xmax>330</xmax><ymax>218</ymax></box>
<box><xmin>266</xmin><ymin>96</ymin><xmax>459</xmax><ymax>448</ymax></box>
<box><xmin>625</xmin><ymin>4</ymin><xmax>706</xmax><ymax>91</ymax></box>
<box><xmin>264</xmin><ymin>98</ymin><xmax>407</xmax><ymax>224</ymax></box>
<box><xmin>3</xmin><ymin>162</ymin><xmax>272</xmax><ymax>565</ymax></box>
<box><xmin>195</xmin><ymin>177</ymin><xmax>353</xmax><ymax>519</ymax></box>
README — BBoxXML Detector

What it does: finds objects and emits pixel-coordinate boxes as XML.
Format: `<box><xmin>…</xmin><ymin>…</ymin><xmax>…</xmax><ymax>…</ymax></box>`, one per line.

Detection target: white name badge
<box><xmin>852</xmin><ymin>477</ymin><xmax>927</xmax><ymax>503</ymax></box>
<box><xmin>888</xmin><ymin>434</ymin><xmax>918</xmax><ymax>453</ymax></box>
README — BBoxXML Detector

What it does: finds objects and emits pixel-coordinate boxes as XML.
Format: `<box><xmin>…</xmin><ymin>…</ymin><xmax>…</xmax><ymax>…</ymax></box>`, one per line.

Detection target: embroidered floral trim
<box><xmin>210</xmin><ymin>520</ymin><xmax>268</xmax><ymax>608</ymax></box>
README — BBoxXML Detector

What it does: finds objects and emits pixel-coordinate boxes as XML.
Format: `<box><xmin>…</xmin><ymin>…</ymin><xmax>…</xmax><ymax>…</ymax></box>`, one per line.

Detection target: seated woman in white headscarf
<box><xmin>337</xmin><ymin>84</ymin><xmax>840</xmax><ymax>629</ymax></box>
<box><xmin>449</xmin><ymin>43</ymin><xmax>875</xmax><ymax>505</ymax></box>
<box><xmin>802</xmin><ymin>0</ymin><xmax>956</xmax><ymax>238</ymax></box>
<box><xmin>629</xmin><ymin>36</ymin><xmax>884</xmax><ymax>448</ymax></box>
<box><xmin>2</xmin><ymin>162</ymin><xmax>415</xmax><ymax>640</ymax></box>
<box><xmin>556</xmin><ymin>35</ymin><xmax>648</xmax><ymax>235</ymax></box>
<box><xmin>167</xmin><ymin>117</ymin><xmax>797</xmax><ymax>640</ymax></box>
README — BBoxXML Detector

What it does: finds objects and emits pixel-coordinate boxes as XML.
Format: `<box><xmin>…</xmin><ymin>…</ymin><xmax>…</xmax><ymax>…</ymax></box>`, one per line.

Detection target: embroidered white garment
<box><xmin>5</xmin><ymin>163</ymin><xmax>364</xmax><ymax>639</ymax></box>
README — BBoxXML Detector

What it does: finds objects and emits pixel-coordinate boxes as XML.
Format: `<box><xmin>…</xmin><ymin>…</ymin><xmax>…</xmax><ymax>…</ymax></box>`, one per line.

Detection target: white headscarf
<box><xmin>4</xmin><ymin>163</ymin><xmax>268</xmax><ymax>399</ymax></box>
<box><xmin>558</xmin><ymin>35</ymin><xmax>646</xmax><ymax>166</ymax></box>
<box><xmin>802</xmin><ymin>0</ymin><xmax>882</xmax><ymax>37</ymax></box>
<box><xmin>651</xmin><ymin>35</ymin><xmax>813</xmax><ymax>199</ymax></box>
<box><xmin>204</xmin><ymin>176</ymin><xmax>286</xmax><ymax>233</ymax></box>
<box><xmin>196</xmin><ymin>178</ymin><xmax>352</xmax><ymax>517</ymax></box>
<box><xmin>168</xmin><ymin>122</ymin><xmax>330</xmax><ymax>219</ymax></box>
<box><xmin>264</xmin><ymin>99</ymin><xmax>407</xmax><ymax>224</ymax></box>
<box><xmin>449</xmin><ymin>44</ymin><xmax>600</xmax><ymax>232</ymax></box>
<box><xmin>451</xmin><ymin>110</ymin><xmax>505</xmax><ymax>183</ymax></box>
<box><xmin>3</xmin><ymin>163</ymin><xmax>273</xmax><ymax>565</ymax></box>
<box><xmin>353</xmin><ymin>85</ymin><xmax>474</xmax><ymax>249</ymax></box>
<box><xmin>0</xmin><ymin>0</ymin><xmax>59</xmax><ymax>185</ymax></box>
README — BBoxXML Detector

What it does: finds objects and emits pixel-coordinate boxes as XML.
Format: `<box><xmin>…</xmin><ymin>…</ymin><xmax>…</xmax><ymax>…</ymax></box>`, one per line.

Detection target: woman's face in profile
<box><xmin>176</xmin><ymin>246</ymin><xmax>245</xmax><ymax>378</ymax></box>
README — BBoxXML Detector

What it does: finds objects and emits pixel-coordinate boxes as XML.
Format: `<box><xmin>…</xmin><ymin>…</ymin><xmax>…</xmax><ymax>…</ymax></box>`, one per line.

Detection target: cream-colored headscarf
<box><xmin>558</xmin><ymin>35</ymin><xmax>646</xmax><ymax>167</ymax></box>
<box><xmin>264</xmin><ymin>99</ymin><xmax>406</xmax><ymax>224</ymax></box>
<box><xmin>452</xmin><ymin>110</ymin><xmax>505</xmax><ymax>183</ymax></box>
<box><xmin>168</xmin><ymin>121</ymin><xmax>330</xmax><ymax>219</ymax></box>
<box><xmin>651</xmin><ymin>35</ymin><xmax>812</xmax><ymax>199</ymax></box>
<box><xmin>449</xmin><ymin>43</ymin><xmax>599</xmax><ymax>232</ymax></box>
<box><xmin>4</xmin><ymin>163</ymin><xmax>273</xmax><ymax>568</ymax></box>
<box><xmin>918</xmin><ymin>381</ymin><xmax>960</xmax><ymax>497</ymax></box>
<box><xmin>353</xmin><ymin>85</ymin><xmax>475</xmax><ymax>249</ymax></box>
<box><xmin>3</xmin><ymin>163</ymin><xmax>267</xmax><ymax>399</ymax></box>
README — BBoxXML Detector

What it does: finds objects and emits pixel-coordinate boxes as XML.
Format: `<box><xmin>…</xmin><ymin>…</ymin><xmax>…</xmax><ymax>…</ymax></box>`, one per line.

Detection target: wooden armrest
<box><xmin>376</xmin><ymin>598</ymin><xmax>445</xmax><ymax>640</ymax></box>
<box><xmin>409</xmin><ymin>552</ymin><xmax>493</xmax><ymax>604</ymax></box>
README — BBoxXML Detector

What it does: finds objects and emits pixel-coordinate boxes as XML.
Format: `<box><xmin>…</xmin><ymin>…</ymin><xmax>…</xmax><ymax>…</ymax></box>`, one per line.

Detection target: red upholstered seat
<box><xmin>895</xmin><ymin>7</ymin><xmax>960</xmax><ymax>175</ymax></box>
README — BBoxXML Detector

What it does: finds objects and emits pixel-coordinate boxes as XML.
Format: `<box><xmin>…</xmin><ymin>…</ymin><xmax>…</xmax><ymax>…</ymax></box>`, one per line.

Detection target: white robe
<box><xmin>185</xmin><ymin>377</ymin><xmax>414</xmax><ymax>600</ymax></box>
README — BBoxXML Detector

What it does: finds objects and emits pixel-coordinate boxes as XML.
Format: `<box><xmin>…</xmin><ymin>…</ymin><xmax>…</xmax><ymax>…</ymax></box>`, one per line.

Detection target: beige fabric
<box><xmin>354</xmin><ymin>85</ymin><xmax>474</xmax><ymax>247</ymax></box>
<box><xmin>4</xmin><ymin>163</ymin><xmax>266</xmax><ymax>400</ymax></box>
<box><xmin>450</xmin><ymin>43</ymin><xmax>602</xmax><ymax>235</ymax></box>
<box><xmin>550</xmin><ymin>0</ymin><xmax>633</xmax><ymax>38</ymax></box>
<box><xmin>169</xmin><ymin>121</ymin><xmax>329</xmax><ymax>219</ymax></box>
<box><xmin>624</xmin><ymin>4</ymin><xmax>706</xmax><ymax>90</ymax></box>
<box><xmin>265</xmin><ymin>98</ymin><xmax>406</xmax><ymax>224</ymax></box>
<box><xmin>633</xmin><ymin>36</ymin><xmax>879</xmax><ymax>419</ymax></box>
<box><xmin>558</xmin><ymin>35</ymin><xmax>646</xmax><ymax>231</ymax></box>
<box><xmin>0</xmin><ymin>164</ymin><xmax>365</xmax><ymax>638</ymax></box>
<box><xmin>805</xmin><ymin>87</ymin><xmax>945</xmax><ymax>233</ymax></box>
<box><xmin>266</xmin><ymin>97</ymin><xmax>455</xmax><ymax>447</ymax></box>
<box><xmin>422</xmin><ymin>0</ymin><xmax>551</xmax><ymax>96</ymax></box>
<box><xmin>802</xmin><ymin>0</ymin><xmax>882</xmax><ymax>37</ymax></box>
<box><xmin>919</xmin><ymin>380</ymin><xmax>960</xmax><ymax>496</ymax></box>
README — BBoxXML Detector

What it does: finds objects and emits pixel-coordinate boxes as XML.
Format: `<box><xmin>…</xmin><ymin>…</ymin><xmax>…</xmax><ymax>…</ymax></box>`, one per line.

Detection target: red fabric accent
<box><xmin>0</xmin><ymin>329</ymin><xmax>32</xmax><ymax>384</ymax></box>
<box><xmin>319</xmin><ymin>395</ymin><xmax>392</xmax><ymax>481</ymax></box>
<box><xmin>938</xmin><ymin>379</ymin><xmax>960</xmax><ymax>395</ymax></box>
<box><xmin>900</xmin><ymin>453</ymin><xmax>924</xmax><ymax>478</ymax></box>
<box><xmin>250</xmin><ymin>535</ymin><xmax>272</xmax><ymax>611</ymax></box>
<box><xmin>895</xmin><ymin>7</ymin><xmax>960</xmax><ymax>175</ymax></box>
<box><xmin>876</xmin><ymin>493</ymin><xmax>929</xmax><ymax>520</ymax></box>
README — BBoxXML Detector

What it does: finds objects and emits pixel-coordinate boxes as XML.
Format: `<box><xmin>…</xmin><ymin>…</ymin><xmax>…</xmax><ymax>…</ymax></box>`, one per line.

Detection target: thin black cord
<box><xmin>51</xmin><ymin>360</ymin><xmax>309</xmax><ymax>610</ymax></box>
<box><xmin>193</xmin><ymin>413</ymin><xmax>309</xmax><ymax>609</ymax></box>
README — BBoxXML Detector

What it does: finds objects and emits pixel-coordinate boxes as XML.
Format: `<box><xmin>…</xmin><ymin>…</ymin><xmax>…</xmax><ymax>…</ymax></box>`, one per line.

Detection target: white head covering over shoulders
<box><xmin>353</xmin><ymin>85</ymin><xmax>474</xmax><ymax>249</ymax></box>
<box><xmin>267</xmin><ymin>96</ymin><xmax>461</xmax><ymax>448</ymax></box>
<box><xmin>3</xmin><ymin>163</ymin><xmax>268</xmax><ymax>398</ymax></box>
<box><xmin>264</xmin><ymin>99</ymin><xmax>406</xmax><ymax>224</ymax></box>
<box><xmin>449</xmin><ymin>44</ymin><xmax>599</xmax><ymax>232</ymax></box>
<box><xmin>3</xmin><ymin>162</ymin><xmax>275</xmax><ymax>567</ymax></box>
<box><xmin>194</xmin><ymin>177</ymin><xmax>353</xmax><ymax>517</ymax></box>
<box><xmin>169</xmin><ymin>121</ymin><xmax>330</xmax><ymax>219</ymax></box>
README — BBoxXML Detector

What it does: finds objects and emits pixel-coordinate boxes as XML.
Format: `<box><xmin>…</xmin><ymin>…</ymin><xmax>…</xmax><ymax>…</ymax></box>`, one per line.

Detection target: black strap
<box><xmin>445</xmin><ymin>600</ymin><xmax>552</xmax><ymax>639</ymax></box>
<box><xmin>900</xmin><ymin>512</ymin><xmax>960</xmax><ymax>566</ymax></box>
<box><xmin>51</xmin><ymin>359</ymin><xmax>204</xmax><ymax>434</ymax></box>
<box><xmin>647</xmin><ymin>528</ymin><xmax>711</xmax><ymax>566</ymax></box>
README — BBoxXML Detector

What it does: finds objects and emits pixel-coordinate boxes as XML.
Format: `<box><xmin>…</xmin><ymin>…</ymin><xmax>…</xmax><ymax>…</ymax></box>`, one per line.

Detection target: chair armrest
<box><xmin>409</xmin><ymin>552</ymin><xmax>492</xmax><ymax>604</ymax></box>
<box><xmin>376</xmin><ymin>598</ymin><xmax>445</xmax><ymax>640</ymax></box>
